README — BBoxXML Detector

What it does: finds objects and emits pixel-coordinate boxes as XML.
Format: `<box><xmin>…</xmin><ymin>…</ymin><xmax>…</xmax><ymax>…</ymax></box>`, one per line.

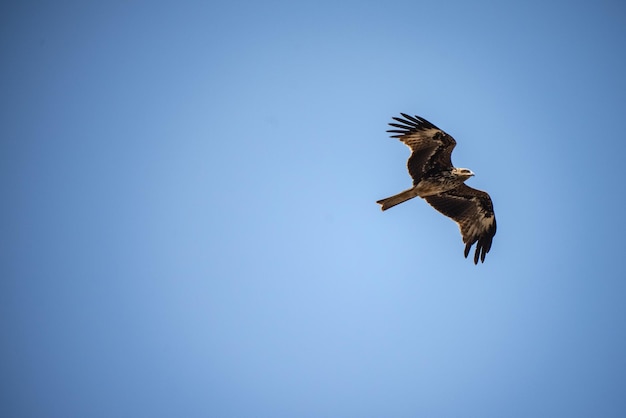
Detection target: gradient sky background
<box><xmin>2</xmin><ymin>1</ymin><xmax>626</xmax><ymax>417</ymax></box>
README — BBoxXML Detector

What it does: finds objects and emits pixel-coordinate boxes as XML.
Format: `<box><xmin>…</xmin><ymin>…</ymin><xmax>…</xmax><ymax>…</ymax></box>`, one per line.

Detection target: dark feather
<box><xmin>424</xmin><ymin>184</ymin><xmax>497</xmax><ymax>264</ymax></box>
<box><xmin>386</xmin><ymin>114</ymin><xmax>456</xmax><ymax>184</ymax></box>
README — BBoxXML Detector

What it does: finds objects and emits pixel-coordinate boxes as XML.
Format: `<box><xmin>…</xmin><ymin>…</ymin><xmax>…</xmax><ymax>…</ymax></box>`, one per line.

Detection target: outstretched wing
<box><xmin>424</xmin><ymin>184</ymin><xmax>497</xmax><ymax>264</ymax></box>
<box><xmin>387</xmin><ymin>114</ymin><xmax>456</xmax><ymax>185</ymax></box>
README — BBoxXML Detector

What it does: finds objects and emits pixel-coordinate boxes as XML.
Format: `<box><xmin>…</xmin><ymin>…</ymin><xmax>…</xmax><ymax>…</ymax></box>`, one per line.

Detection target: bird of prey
<box><xmin>376</xmin><ymin>113</ymin><xmax>497</xmax><ymax>264</ymax></box>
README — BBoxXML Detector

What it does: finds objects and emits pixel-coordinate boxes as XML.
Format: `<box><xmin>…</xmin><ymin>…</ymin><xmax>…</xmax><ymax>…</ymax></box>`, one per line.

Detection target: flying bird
<box><xmin>376</xmin><ymin>113</ymin><xmax>496</xmax><ymax>264</ymax></box>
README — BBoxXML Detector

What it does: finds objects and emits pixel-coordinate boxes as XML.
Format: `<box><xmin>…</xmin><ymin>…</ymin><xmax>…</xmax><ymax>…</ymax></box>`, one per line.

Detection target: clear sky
<box><xmin>2</xmin><ymin>1</ymin><xmax>626</xmax><ymax>417</ymax></box>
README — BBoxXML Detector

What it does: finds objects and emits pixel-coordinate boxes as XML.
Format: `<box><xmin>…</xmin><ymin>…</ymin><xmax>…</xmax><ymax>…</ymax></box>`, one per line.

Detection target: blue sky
<box><xmin>2</xmin><ymin>1</ymin><xmax>626</xmax><ymax>417</ymax></box>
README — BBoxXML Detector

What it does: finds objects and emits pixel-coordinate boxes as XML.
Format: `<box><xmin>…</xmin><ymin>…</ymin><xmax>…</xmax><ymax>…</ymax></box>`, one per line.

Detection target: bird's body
<box><xmin>377</xmin><ymin>167</ymin><xmax>473</xmax><ymax>210</ymax></box>
<box><xmin>377</xmin><ymin>114</ymin><xmax>496</xmax><ymax>264</ymax></box>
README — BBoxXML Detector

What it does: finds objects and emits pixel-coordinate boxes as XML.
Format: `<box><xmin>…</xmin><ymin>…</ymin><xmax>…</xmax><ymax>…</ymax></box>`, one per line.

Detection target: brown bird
<box><xmin>377</xmin><ymin>113</ymin><xmax>496</xmax><ymax>264</ymax></box>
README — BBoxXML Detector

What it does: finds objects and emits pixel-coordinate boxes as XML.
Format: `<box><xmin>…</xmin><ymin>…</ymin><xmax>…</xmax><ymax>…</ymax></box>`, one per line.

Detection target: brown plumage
<box><xmin>377</xmin><ymin>113</ymin><xmax>497</xmax><ymax>264</ymax></box>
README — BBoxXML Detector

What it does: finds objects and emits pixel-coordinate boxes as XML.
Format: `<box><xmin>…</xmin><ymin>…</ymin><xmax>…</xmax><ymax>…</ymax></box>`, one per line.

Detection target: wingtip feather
<box><xmin>400</xmin><ymin>113</ymin><xmax>422</xmax><ymax>124</ymax></box>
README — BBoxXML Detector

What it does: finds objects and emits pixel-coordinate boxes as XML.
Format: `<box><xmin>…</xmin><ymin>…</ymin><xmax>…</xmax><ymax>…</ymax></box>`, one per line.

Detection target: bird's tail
<box><xmin>376</xmin><ymin>188</ymin><xmax>419</xmax><ymax>211</ymax></box>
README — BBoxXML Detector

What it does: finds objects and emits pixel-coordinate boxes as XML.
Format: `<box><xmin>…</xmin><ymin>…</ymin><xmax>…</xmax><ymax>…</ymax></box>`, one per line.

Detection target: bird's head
<box><xmin>453</xmin><ymin>167</ymin><xmax>475</xmax><ymax>180</ymax></box>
